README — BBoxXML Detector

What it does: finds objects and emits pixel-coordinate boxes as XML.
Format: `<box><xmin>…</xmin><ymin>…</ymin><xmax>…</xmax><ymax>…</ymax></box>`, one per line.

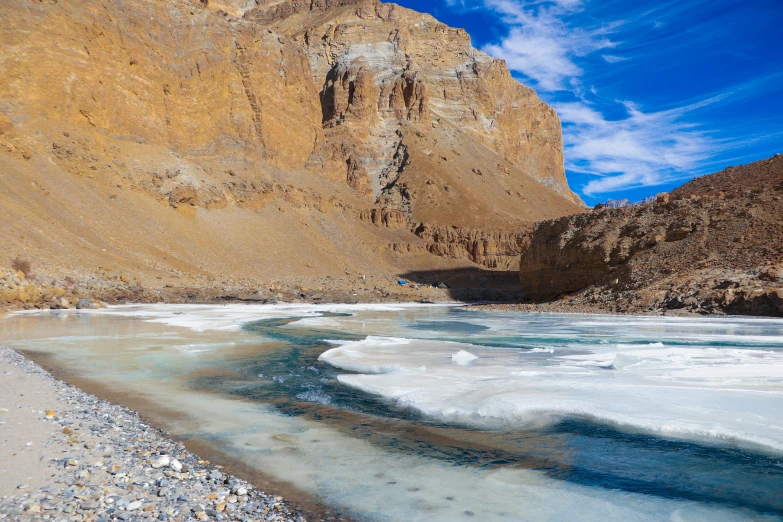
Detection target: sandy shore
<box><xmin>0</xmin><ymin>347</ymin><xmax>305</xmax><ymax>522</ymax></box>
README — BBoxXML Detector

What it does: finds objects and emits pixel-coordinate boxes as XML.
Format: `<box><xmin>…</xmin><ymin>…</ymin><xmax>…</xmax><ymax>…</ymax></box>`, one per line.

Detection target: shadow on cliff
<box><xmin>400</xmin><ymin>268</ymin><xmax>525</xmax><ymax>302</ymax></box>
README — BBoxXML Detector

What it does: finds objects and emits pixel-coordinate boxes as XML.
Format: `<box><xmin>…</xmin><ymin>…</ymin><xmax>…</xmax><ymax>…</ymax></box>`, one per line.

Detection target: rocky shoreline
<box><xmin>0</xmin><ymin>267</ymin><xmax>471</xmax><ymax>314</ymax></box>
<box><xmin>0</xmin><ymin>347</ymin><xmax>307</xmax><ymax>522</ymax></box>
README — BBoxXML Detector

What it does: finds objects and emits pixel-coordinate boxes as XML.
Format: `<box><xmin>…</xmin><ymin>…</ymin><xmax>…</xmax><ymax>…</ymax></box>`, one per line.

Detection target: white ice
<box><xmin>4</xmin><ymin>306</ymin><xmax>780</xmax><ymax>521</ymax></box>
<box><xmin>20</xmin><ymin>302</ymin><xmax>452</xmax><ymax>332</ymax></box>
<box><xmin>320</xmin><ymin>326</ymin><xmax>783</xmax><ymax>452</ymax></box>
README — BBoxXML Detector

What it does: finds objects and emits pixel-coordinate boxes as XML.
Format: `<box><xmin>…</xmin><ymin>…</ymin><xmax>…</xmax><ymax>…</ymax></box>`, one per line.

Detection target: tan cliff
<box><xmin>0</xmin><ymin>0</ymin><xmax>583</xmax><ymax>307</ymax></box>
<box><xmin>248</xmin><ymin>0</ymin><xmax>579</xmax><ymax>206</ymax></box>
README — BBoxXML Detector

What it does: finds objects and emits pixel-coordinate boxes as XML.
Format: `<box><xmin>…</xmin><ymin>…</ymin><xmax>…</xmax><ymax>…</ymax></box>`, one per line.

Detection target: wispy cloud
<box><xmin>459</xmin><ymin>0</ymin><xmax>770</xmax><ymax>198</ymax></box>
<box><xmin>555</xmin><ymin>77</ymin><xmax>782</xmax><ymax>196</ymax></box>
<box><xmin>555</xmin><ymin>101</ymin><xmax>715</xmax><ymax>196</ymax></box>
<box><xmin>601</xmin><ymin>54</ymin><xmax>627</xmax><ymax>63</ymax></box>
<box><xmin>480</xmin><ymin>0</ymin><xmax>618</xmax><ymax>91</ymax></box>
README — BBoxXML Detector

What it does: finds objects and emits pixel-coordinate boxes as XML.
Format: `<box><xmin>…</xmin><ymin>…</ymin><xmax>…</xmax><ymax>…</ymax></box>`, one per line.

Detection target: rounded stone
<box><xmin>151</xmin><ymin>455</ymin><xmax>171</xmax><ymax>469</ymax></box>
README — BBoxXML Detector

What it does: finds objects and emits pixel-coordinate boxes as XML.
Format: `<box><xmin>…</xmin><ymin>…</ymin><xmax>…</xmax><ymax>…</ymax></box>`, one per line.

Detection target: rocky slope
<box><xmin>0</xmin><ymin>0</ymin><xmax>584</xmax><ymax>310</ymax></box>
<box><xmin>518</xmin><ymin>155</ymin><xmax>783</xmax><ymax>316</ymax></box>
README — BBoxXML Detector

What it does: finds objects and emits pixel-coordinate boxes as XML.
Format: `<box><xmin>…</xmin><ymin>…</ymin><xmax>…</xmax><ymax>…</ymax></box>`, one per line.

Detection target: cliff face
<box><xmin>0</xmin><ymin>0</ymin><xmax>583</xmax><ymax>296</ymax></box>
<box><xmin>519</xmin><ymin>156</ymin><xmax>783</xmax><ymax>316</ymax></box>
<box><xmin>1</xmin><ymin>0</ymin><xmax>324</xmax><ymax>169</ymax></box>
<box><xmin>247</xmin><ymin>0</ymin><xmax>577</xmax><ymax>206</ymax></box>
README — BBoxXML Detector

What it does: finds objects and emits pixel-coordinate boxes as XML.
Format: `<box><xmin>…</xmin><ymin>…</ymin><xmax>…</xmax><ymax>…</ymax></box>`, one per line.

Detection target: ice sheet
<box><xmin>320</xmin><ymin>335</ymin><xmax>783</xmax><ymax>452</ymax></box>
<box><xmin>4</xmin><ymin>305</ymin><xmax>782</xmax><ymax>521</ymax></box>
<box><xmin>15</xmin><ymin>303</ymin><xmax>453</xmax><ymax>332</ymax></box>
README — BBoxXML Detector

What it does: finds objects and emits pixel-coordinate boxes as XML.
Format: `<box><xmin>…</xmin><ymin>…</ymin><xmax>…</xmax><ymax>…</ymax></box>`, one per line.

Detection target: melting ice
<box><xmin>320</xmin><ymin>314</ymin><xmax>783</xmax><ymax>452</ymax></box>
<box><xmin>3</xmin><ymin>304</ymin><xmax>783</xmax><ymax>521</ymax></box>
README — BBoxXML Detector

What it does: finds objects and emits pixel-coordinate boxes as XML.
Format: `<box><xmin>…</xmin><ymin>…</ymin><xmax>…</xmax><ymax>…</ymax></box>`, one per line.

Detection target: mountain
<box><xmin>603</xmin><ymin>198</ymin><xmax>632</xmax><ymax>209</ymax></box>
<box><xmin>518</xmin><ymin>155</ymin><xmax>783</xmax><ymax>316</ymax></box>
<box><xmin>0</xmin><ymin>0</ymin><xmax>584</xmax><ymax>309</ymax></box>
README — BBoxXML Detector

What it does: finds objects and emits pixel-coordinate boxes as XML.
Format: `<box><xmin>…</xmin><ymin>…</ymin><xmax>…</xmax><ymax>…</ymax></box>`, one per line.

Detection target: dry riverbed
<box><xmin>0</xmin><ymin>347</ymin><xmax>305</xmax><ymax>522</ymax></box>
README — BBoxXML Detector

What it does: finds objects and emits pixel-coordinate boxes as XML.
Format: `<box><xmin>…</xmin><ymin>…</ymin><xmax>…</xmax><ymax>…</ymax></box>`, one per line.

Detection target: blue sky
<box><xmin>393</xmin><ymin>0</ymin><xmax>783</xmax><ymax>205</ymax></box>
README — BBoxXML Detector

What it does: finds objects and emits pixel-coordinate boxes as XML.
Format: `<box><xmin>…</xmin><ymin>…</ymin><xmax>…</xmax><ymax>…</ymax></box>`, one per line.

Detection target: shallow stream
<box><xmin>2</xmin><ymin>304</ymin><xmax>782</xmax><ymax>521</ymax></box>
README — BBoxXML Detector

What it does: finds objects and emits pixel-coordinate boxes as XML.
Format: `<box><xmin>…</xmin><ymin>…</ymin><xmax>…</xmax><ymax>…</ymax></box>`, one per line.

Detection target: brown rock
<box><xmin>0</xmin><ymin>0</ymin><xmax>584</xmax><ymax>294</ymax></box>
<box><xmin>519</xmin><ymin>155</ymin><xmax>783</xmax><ymax>317</ymax></box>
<box><xmin>0</xmin><ymin>113</ymin><xmax>13</xmax><ymax>135</ymax></box>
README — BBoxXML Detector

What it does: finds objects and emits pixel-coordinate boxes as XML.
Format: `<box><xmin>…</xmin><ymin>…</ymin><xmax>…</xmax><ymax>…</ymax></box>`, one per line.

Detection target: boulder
<box><xmin>76</xmin><ymin>298</ymin><xmax>95</xmax><ymax>309</ymax></box>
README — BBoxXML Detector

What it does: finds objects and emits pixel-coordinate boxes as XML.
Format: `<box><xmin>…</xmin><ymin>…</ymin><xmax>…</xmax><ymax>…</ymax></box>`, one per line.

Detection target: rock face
<box><xmin>1</xmin><ymin>0</ymin><xmax>323</xmax><ymax>170</ymax></box>
<box><xmin>249</xmin><ymin>0</ymin><xmax>578</xmax><ymax>205</ymax></box>
<box><xmin>519</xmin><ymin>155</ymin><xmax>783</xmax><ymax>316</ymax></box>
<box><xmin>0</xmin><ymin>0</ymin><xmax>583</xmax><ymax>290</ymax></box>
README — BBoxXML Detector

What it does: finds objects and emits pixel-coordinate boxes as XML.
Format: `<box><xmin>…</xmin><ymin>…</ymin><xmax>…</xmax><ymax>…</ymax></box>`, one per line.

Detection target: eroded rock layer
<box><xmin>519</xmin><ymin>156</ymin><xmax>783</xmax><ymax>316</ymax></box>
<box><xmin>248</xmin><ymin>0</ymin><xmax>579</xmax><ymax>207</ymax></box>
<box><xmin>0</xmin><ymin>0</ymin><xmax>583</xmax><ymax>302</ymax></box>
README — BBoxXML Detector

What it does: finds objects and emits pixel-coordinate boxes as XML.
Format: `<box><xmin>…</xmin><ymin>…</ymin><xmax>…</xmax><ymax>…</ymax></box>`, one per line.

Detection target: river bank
<box><xmin>0</xmin><ymin>346</ymin><xmax>309</xmax><ymax>522</ymax></box>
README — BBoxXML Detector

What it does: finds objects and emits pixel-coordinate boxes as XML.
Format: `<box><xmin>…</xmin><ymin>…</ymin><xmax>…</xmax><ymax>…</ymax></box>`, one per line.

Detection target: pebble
<box><xmin>0</xmin><ymin>347</ymin><xmax>305</xmax><ymax>522</ymax></box>
<box><xmin>151</xmin><ymin>455</ymin><xmax>171</xmax><ymax>469</ymax></box>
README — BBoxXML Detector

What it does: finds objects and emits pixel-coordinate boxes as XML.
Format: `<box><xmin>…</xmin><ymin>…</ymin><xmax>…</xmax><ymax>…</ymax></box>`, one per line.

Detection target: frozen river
<box><xmin>2</xmin><ymin>304</ymin><xmax>782</xmax><ymax>521</ymax></box>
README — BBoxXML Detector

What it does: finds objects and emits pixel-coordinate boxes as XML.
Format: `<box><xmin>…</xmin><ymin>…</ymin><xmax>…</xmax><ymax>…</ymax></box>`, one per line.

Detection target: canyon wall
<box><xmin>519</xmin><ymin>156</ymin><xmax>783</xmax><ymax>316</ymax></box>
<box><xmin>0</xmin><ymin>0</ymin><xmax>583</xmax><ymax>295</ymax></box>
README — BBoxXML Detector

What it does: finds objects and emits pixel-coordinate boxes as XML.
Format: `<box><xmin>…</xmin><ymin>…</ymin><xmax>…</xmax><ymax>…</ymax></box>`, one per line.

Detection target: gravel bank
<box><xmin>0</xmin><ymin>347</ymin><xmax>305</xmax><ymax>522</ymax></box>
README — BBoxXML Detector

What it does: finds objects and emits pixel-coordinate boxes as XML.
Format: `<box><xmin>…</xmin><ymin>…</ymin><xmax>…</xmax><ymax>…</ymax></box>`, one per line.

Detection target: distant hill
<box><xmin>519</xmin><ymin>155</ymin><xmax>783</xmax><ymax>316</ymax></box>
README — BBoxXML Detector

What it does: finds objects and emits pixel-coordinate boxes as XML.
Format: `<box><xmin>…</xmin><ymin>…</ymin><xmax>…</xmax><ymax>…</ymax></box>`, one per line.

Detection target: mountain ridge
<box><xmin>0</xmin><ymin>0</ymin><xmax>583</xmax><ymax>309</ymax></box>
<box><xmin>517</xmin><ymin>155</ymin><xmax>783</xmax><ymax>316</ymax></box>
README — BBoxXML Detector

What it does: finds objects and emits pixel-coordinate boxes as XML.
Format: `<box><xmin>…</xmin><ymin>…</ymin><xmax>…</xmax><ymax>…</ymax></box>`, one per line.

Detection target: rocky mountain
<box><xmin>603</xmin><ymin>198</ymin><xmax>632</xmax><ymax>209</ymax></box>
<box><xmin>518</xmin><ymin>155</ymin><xmax>783</xmax><ymax>316</ymax></box>
<box><xmin>0</xmin><ymin>0</ymin><xmax>584</xmax><ymax>308</ymax></box>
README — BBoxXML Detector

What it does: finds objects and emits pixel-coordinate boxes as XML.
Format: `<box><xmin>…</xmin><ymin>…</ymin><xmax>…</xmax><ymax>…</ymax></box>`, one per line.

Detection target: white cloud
<box><xmin>555</xmin><ymin>100</ymin><xmax>714</xmax><ymax>196</ymax></box>
<box><xmin>480</xmin><ymin>0</ymin><xmax>617</xmax><ymax>91</ymax></box>
<box><xmin>601</xmin><ymin>54</ymin><xmax>627</xmax><ymax>63</ymax></box>
<box><xmin>470</xmin><ymin>0</ymin><xmax>723</xmax><ymax>197</ymax></box>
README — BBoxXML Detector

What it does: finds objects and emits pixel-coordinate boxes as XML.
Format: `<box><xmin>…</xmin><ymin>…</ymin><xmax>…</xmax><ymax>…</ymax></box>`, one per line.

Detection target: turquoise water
<box><xmin>2</xmin><ymin>304</ymin><xmax>783</xmax><ymax>521</ymax></box>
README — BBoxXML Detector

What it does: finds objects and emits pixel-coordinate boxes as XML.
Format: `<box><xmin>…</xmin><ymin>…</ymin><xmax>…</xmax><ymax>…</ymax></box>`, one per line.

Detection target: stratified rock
<box><xmin>519</xmin><ymin>155</ymin><xmax>783</xmax><ymax>317</ymax></box>
<box><xmin>0</xmin><ymin>0</ymin><xmax>585</xmax><ymax>290</ymax></box>
<box><xmin>251</xmin><ymin>0</ymin><xmax>582</xmax><ymax>208</ymax></box>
